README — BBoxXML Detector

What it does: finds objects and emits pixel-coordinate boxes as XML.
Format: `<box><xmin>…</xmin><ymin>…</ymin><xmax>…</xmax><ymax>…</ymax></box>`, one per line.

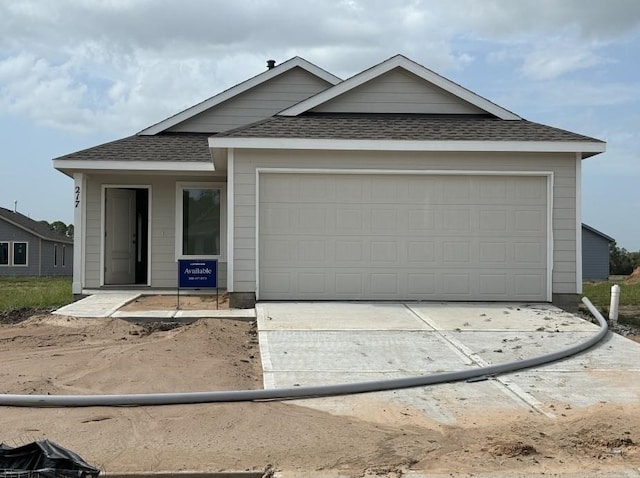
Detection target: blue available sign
<box><xmin>178</xmin><ymin>259</ymin><xmax>218</xmax><ymax>289</ymax></box>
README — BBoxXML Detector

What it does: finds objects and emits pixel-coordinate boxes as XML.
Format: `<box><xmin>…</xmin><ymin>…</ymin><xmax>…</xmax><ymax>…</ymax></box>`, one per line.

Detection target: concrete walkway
<box><xmin>257</xmin><ymin>302</ymin><xmax>640</xmax><ymax>425</ymax></box>
<box><xmin>53</xmin><ymin>293</ymin><xmax>255</xmax><ymax>320</ymax></box>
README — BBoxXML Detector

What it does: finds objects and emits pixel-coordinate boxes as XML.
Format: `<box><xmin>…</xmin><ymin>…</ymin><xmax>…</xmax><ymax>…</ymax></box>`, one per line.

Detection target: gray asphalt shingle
<box><xmin>53</xmin><ymin>133</ymin><xmax>212</xmax><ymax>162</ymax></box>
<box><xmin>53</xmin><ymin>115</ymin><xmax>602</xmax><ymax>165</ymax></box>
<box><xmin>0</xmin><ymin>207</ymin><xmax>73</xmax><ymax>243</ymax></box>
<box><xmin>217</xmin><ymin>114</ymin><xmax>602</xmax><ymax>143</ymax></box>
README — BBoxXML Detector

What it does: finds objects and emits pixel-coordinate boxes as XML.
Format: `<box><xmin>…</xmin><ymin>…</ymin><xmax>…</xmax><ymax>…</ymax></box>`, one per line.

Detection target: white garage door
<box><xmin>258</xmin><ymin>173</ymin><xmax>548</xmax><ymax>301</ymax></box>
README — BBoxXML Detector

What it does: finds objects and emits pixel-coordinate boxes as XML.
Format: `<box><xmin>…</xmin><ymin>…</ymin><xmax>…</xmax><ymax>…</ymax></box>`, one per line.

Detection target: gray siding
<box><xmin>312</xmin><ymin>68</ymin><xmax>487</xmax><ymax>115</ymax></box>
<box><xmin>0</xmin><ymin>219</ymin><xmax>72</xmax><ymax>276</ymax></box>
<box><xmin>40</xmin><ymin>241</ymin><xmax>73</xmax><ymax>276</ymax></box>
<box><xmin>232</xmin><ymin>150</ymin><xmax>578</xmax><ymax>297</ymax></box>
<box><xmin>83</xmin><ymin>174</ymin><xmax>227</xmax><ymax>289</ymax></box>
<box><xmin>167</xmin><ymin>68</ymin><xmax>333</xmax><ymax>134</ymax></box>
<box><xmin>582</xmin><ymin>227</ymin><xmax>611</xmax><ymax>281</ymax></box>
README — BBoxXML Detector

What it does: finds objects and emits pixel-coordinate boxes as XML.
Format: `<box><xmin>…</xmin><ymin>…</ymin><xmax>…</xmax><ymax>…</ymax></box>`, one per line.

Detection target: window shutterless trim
<box><xmin>12</xmin><ymin>241</ymin><xmax>28</xmax><ymax>267</ymax></box>
<box><xmin>175</xmin><ymin>182</ymin><xmax>227</xmax><ymax>261</ymax></box>
<box><xmin>0</xmin><ymin>242</ymin><xmax>8</xmax><ymax>266</ymax></box>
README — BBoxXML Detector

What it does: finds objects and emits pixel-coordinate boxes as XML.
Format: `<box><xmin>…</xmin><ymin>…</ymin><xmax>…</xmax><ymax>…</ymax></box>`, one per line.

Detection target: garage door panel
<box><xmin>335</xmin><ymin>240</ymin><xmax>363</xmax><ymax>262</ymax></box>
<box><xmin>479</xmin><ymin>209</ymin><xmax>508</xmax><ymax>232</ymax></box>
<box><xmin>515</xmin><ymin>274</ymin><xmax>545</xmax><ymax>297</ymax></box>
<box><xmin>516</xmin><ymin>177</ymin><xmax>547</xmax><ymax>202</ymax></box>
<box><xmin>408</xmin><ymin>177</ymin><xmax>440</xmax><ymax>202</ymax></box>
<box><xmin>298</xmin><ymin>272</ymin><xmax>327</xmax><ymax>294</ymax></box>
<box><xmin>262</xmin><ymin>238</ymin><xmax>293</xmax><ymax>263</ymax></box>
<box><xmin>442</xmin><ymin>207</ymin><xmax>471</xmax><ymax>231</ymax></box>
<box><xmin>408</xmin><ymin>209</ymin><xmax>435</xmax><ymax>232</ymax></box>
<box><xmin>260</xmin><ymin>204</ymin><xmax>294</xmax><ymax>232</ymax></box>
<box><xmin>515</xmin><ymin>210</ymin><xmax>545</xmax><ymax>232</ymax></box>
<box><xmin>259</xmin><ymin>173</ymin><xmax>547</xmax><ymax>301</ymax></box>
<box><xmin>442</xmin><ymin>177</ymin><xmax>471</xmax><ymax>204</ymax></box>
<box><xmin>371</xmin><ymin>177</ymin><xmax>400</xmax><ymax>202</ymax></box>
<box><xmin>371</xmin><ymin>241</ymin><xmax>399</xmax><ymax>262</ymax></box>
<box><xmin>298</xmin><ymin>239</ymin><xmax>327</xmax><ymax>262</ymax></box>
<box><xmin>335</xmin><ymin>273</ymin><xmax>363</xmax><ymax>294</ymax></box>
<box><xmin>336</xmin><ymin>208</ymin><xmax>366</xmax><ymax>232</ymax></box>
<box><xmin>479</xmin><ymin>273</ymin><xmax>508</xmax><ymax>295</ymax></box>
<box><xmin>335</xmin><ymin>176</ymin><xmax>364</xmax><ymax>202</ymax></box>
<box><xmin>407</xmin><ymin>273</ymin><xmax>436</xmax><ymax>294</ymax></box>
<box><xmin>479</xmin><ymin>242</ymin><xmax>508</xmax><ymax>264</ymax></box>
<box><xmin>407</xmin><ymin>241</ymin><xmax>436</xmax><ymax>262</ymax></box>
<box><xmin>479</xmin><ymin>177</ymin><xmax>508</xmax><ymax>201</ymax></box>
<box><xmin>514</xmin><ymin>242</ymin><xmax>544</xmax><ymax>264</ymax></box>
<box><xmin>443</xmin><ymin>273</ymin><xmax>471</xmax><ymax>295</ymax></box>
<box><xmin>371</xmin><ymin>273</ymin><xmax>400</xmax><ymax>295</ymax></box>
<box><xmin>372</xmin><ymin>208</ymin><xmax>399</xmax><ymax>233</ymax></box>
<box><xmin>261</xmin><ymin>271</ymin><xmax>292</xmax><ymax>294</ymax></box>
<box><xmin>299</xmin><ymin>205</ymin><xmax>330</xmax><ymax>233</ymax></box>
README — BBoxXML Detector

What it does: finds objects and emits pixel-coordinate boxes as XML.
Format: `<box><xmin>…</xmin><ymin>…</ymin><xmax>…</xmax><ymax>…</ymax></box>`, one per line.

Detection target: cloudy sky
<box><xmin>1</xmin><ymin>0</ymin><xmax>639</xmax><ymax>249</ymax></box>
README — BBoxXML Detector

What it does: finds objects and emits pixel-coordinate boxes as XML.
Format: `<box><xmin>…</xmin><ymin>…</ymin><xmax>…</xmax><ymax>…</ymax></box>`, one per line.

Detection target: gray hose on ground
<box><xmin>0</xmin><ymin>298</ymin><xmax>608</xmax><ymax>407</ymax></box>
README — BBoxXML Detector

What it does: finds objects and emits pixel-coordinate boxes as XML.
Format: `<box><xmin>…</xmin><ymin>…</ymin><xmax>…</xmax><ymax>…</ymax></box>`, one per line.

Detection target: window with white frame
<box><xmin>54</xmin><ymin>244</ymin><xmax>58</xmax><ymax>267</ymax></box>
<box><xmin>13</xmin><ymin>242</ymin><xmax>27</xmax><ymax>266</ymax></box>
<box><xmin>176</xmin><ymin>183</ymin><xmax>225</xmax><ymax>258</ymax></box>
<box><xmin>0</xmin><ymin>242</ymin><xmax>8</xmax><ymax>266</ymax></box>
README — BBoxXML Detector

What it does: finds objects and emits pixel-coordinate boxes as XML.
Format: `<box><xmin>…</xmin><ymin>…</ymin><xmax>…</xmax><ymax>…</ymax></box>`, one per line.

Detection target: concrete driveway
<box><xmin>257</xmin><ymin>302</ymin><xmax>640</xmax><ymax>425</ymax></box>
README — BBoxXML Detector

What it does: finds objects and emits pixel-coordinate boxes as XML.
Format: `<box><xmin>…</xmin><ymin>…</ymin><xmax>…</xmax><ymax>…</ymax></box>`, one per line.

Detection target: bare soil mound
<box><xmin>626</xmin><ymin>267</ymin><xmax>640</xmax><ymax>283</ymax></box>
<box><xmin>0</xmin><ymin>311</ymin><xmax>639</xmax><ymax>475</ymax></box>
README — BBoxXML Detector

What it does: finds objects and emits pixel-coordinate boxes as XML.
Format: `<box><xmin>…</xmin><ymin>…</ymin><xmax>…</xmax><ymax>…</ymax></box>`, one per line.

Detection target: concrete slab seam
<box><xmin>405</xmin><ymin>304</ymin><xmax>556</xmax><ymax>418</ymax></box>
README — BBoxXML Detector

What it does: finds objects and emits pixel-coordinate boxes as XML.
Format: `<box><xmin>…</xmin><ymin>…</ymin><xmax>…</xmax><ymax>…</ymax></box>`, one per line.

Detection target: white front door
<box><xmin>104</xmin><ymin>188</ymin><xmax>136</xmax><ymax>285</ymax></box>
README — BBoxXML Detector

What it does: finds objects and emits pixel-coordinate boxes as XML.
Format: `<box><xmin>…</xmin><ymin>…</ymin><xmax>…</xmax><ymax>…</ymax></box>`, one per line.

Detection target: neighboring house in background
<box><xmin>0</xmin><ymin>207</ymin><xmax>73</xmax><ymax>277</ymax></box>
<box><xmin>53</xmin><ymin>55</ymin><xmax>605</xmax><ymax>308</ymax></box>
<box><xmin>582</xmin><ymin>224</ymin><xmax>614</xmax><ymax>281</ymax></box>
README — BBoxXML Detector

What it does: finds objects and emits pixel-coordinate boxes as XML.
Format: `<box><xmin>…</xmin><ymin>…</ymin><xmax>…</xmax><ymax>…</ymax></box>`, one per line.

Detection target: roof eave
<box><xmin>582</xmin><ymin>223</ymin><xmax>615</xmax><ymax>242</ymax></box>
<box><xmin>208</xmin><ymin>137</ymin><xmax>606</xmax><ymax>155</ymax></box>
<box><xmin>53</xmin><ymin>159</ymin><xmax>217</xmax><ymax>176</ymax></box>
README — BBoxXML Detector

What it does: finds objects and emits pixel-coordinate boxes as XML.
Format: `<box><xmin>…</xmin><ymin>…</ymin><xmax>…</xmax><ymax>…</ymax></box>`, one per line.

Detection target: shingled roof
<box><xmin>0</xmin><ymin>207</ymin><xmax>73</xmax><ymax>244</ymax></box>
<box><xmin>53</xmin><ymin>133</ymin><xmax>212</xmax><ymax>162</ymax></box>
<box><xmin>216</xmin><ymin>114</ymin><xmax>604</xmax><ymax>143</ymax></box>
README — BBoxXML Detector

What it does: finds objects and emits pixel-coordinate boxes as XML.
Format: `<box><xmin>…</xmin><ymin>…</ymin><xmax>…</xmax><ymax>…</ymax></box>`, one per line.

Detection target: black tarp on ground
<box><xmin>0</xmin><ymin>440</ymin><xmax>99</xmax><ymax>477</ymax></box>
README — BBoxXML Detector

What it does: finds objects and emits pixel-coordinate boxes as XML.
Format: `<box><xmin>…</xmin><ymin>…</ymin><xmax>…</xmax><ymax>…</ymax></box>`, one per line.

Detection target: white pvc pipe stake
<box><xmin>610</xmin><ymin>284</ymin><xmax>621</xmax><ymax>324</ymax></box>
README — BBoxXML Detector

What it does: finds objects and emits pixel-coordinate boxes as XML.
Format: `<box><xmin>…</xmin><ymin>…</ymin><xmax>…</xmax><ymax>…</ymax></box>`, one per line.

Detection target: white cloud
<box><xmin>453</xmin><ymin>0</ymin><xmax>640</xmax><ymax>41</ymax></box>
<box><xmin>0</xmin><ymin>0</ymin><xmax>638</xmax><ymax>135</ymax></box>
<box><xmin>521</xmin><ymin>46</ymin><xmax>605</xmax><ymax>80</ymax></box>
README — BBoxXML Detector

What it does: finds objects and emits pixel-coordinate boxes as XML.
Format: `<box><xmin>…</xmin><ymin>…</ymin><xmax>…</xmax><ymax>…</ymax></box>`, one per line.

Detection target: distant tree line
<box><xmin>610</xmin><ymin>241</ymin><xmax>640</xmax><ymax>275</ymax></box>
<box><xmin>40</xmin><ymin>220</ymin><xmax>74</xmax><ymax>238</ymax></box>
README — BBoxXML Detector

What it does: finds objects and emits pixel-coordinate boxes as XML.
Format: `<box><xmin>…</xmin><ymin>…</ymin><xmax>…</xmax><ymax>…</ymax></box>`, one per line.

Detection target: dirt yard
<box><xmin>0</xmin><ymin>306</ymin><xmax>639</xmax><ymax>476</ymax></box>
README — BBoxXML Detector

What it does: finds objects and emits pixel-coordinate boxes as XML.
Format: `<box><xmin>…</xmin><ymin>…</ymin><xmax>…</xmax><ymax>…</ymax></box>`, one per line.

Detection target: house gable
<box><xmin>166</xmin><ymin>66</ymin><xmax>338</xmax><ymax>134</ymax></box>
<box><xmin>310</xmin><ymin>67</ymin><xmax>487</xmax><ymax>115</ymax></box>
<box><xmin>280</xmin><ymin>54</ymin><xmax>520</xmax><ymax>120</ymax></box>
<box><xmin>140</xmin><ymin>57</ymin><xmax>341</xmax><ymax>135</ymax></box>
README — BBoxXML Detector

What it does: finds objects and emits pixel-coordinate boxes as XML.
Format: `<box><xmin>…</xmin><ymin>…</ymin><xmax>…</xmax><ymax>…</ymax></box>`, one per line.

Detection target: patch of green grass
<box><xmin>582</xmin><ymin>281</ymin><xmax>640</xmax><ymax>308</ymax></box>
<box><xmin>582</xmin><ymin>279</ymin><xmax>640</xmax><ymax>322</ymax></box>
<box><xmin>0</xmin><ymin>277</ymin><xmax>73</xmax><ymax>311</ymax></box>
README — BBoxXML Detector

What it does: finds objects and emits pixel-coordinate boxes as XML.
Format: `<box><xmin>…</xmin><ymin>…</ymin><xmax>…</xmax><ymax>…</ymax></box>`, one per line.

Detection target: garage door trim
<box><xmin>255</xmin><ymin>168</ymin><xmax>554</xmax><ymax>301</ymax></box>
